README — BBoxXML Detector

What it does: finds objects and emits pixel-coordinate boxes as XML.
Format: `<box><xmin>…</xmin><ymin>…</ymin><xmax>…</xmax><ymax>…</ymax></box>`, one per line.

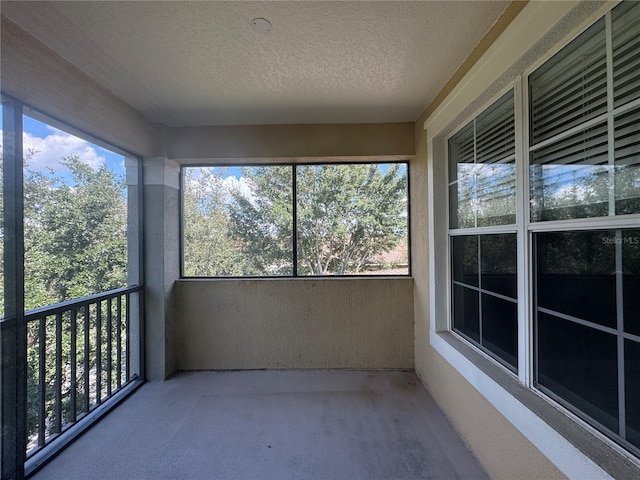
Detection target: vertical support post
<box><xmin>1</xmin><ymin>99</ymin><xmax>27</xmax><ymax>480</ymax></box>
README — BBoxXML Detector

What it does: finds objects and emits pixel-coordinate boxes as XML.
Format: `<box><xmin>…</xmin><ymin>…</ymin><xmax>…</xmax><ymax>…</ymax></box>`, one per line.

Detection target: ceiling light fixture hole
<box><xmin>251</xmin><ymin>18</ymin><xmax>272</xmax><ymax>34</ymax></box>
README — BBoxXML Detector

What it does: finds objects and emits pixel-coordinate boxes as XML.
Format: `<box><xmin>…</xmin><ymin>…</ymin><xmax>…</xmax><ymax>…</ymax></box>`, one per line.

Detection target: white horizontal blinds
<box><xmin>476</xmin><ymin>92</ymin><xmax>516</xmax><ymax>226</ymax></box>
<box><xmin>530</xmin><ymin>122</ymin><xmax>609</xmax><ymax>221</ymax></box>
<box><xmin>529</xmin><ymin>2</ymin><xmax>640</xmax><ymax>222</ymax></box>
<box><xmin>615</xmin><ymin>106</ymin><xmax>640</xmax><ymax>215</ymax></box>
<box><xmin>529</xmin><ymin>18</ymin><xmax>607</xmax><ymax>145</ymax></box>
<box><xmin>612</xmin><ymin>1</ymin><xmax>640</xmax><ymax>108</ymax></box>
<box><xmin>448</xmin><ymin>91</ymin><xmax>516</xmax><ymax>229</ymax></box>
<box><xmin>476</xmin><ymin>91</ymin><xmax>516</xmax><ymax>164</ymax></box>
<box><xmin>449</xmin><ymin>122</ymin><xmax>475</xmax><ymax>229</ymax></box>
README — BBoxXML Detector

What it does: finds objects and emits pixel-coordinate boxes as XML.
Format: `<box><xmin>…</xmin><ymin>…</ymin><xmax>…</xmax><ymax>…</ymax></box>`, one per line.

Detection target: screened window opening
<box><xmin>182</xmin><ymin>163</ymin><xmax>409</xmax><ymax>277</ymax></box>
<box><xmin>22</xmin><ymin>113</ymin><xmax>130</xmax><ymax>310</ymax></box>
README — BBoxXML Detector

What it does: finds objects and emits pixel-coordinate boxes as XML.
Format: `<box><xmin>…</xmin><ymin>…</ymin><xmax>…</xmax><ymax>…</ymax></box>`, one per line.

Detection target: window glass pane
<box><xmin>449</xmin><ymin>92</ymin><xmax>516</xmax><ymax>228</ymax></box>
<box><xmin>482</xmin><ymin>294</ymin><xmax>517</xmax><ymax>370</ymax></box>
<box><xmin>612</xmin><ymin>0</ymin><xmax>640</xmax><ymax>108</ymax></box>
<box><xmin>614</xmin><ymin>107</ymin><xmax>640</xmax><ymax>215</ymax></box>
<box><xmin>476</xmin><ymin>92</ymin><xmax>515</xmax><ymax>165</ymax></box>
<box><xmin>625</xmin><ymin>339</ymin><xmax>640</xmax><ymax>450</ymax></box>
<box><xmin>453</xmin><ymin>284</ymin><xmax>479</xmax><ymax>343</ymax></box>
<box><xmin>296</xmin><ymin>163</ymin><xmax>408</xmax><ymax>276</ymax></box>
<box><xmin>475</xmin><ymin>162</ymin><xmax>516</xmax><ymax>226</ymax></box>
<box><xmin>184</xmin><ymin>166</ymin><xmax>293</xmax><ymax>276</ymax></box>
<box><xmin>530</xmin><ymin>122</ymin><xmax>610</xmax><ymax>221</ymax></box>
<box><xmin>481</xmin><ymin>234</ymin><xmax>517</xmax><ymax>298</ymax></box>
<box><xmin>623</xmin><ymin>229</ymin><xmax>640</xmax><ymax>336</ymax></box>
<box><xmin>536</xmin><ymin>231</ymin><xmax>616</xmax><ymax>329</ymax></box>
<box><xmin>452</xmin><ymin>235</ymin><xmax>478</xmax><ymax>287</ymax></box>
<box><xmin>448</xmin><ymin>122</ymin><xmax>474</xmax><ymax>183</ymax></box>
<box><xmin>537</xmin><ymin>312</ymin><xmax>619</xmax><ymax>434</ymax></box>
<box><xmin>529</xmin><ymin>18</ymin><xmax>607</xmax><ymax>145</ymax></box>
<box><xmin>23</xmin><ymin>114</ymin><xmax>128</xmax><ymax>310</ymax></box>
<box><xmin>449</xmin><ymin>178</ymin><xmax>474</xmax><ymax>229</ymax></box>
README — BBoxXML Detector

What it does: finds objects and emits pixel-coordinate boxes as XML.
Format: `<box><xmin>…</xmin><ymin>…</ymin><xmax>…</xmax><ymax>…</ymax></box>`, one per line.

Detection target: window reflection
<box><xmin>530</xmin><ymin>163</ymin><xmax>640</xmax><ymax>221</ymax></box>
<box><xmin>452</xmin><ymin>163</ymin><xmax>516</xmax><ymax>227</ymax></box>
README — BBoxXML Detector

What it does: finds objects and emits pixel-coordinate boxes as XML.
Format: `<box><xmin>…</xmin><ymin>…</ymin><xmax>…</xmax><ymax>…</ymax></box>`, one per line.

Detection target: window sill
<box><xmin>178</xmin><ymin>275</ymin><xmax>413</xmax><ymax>281</ymax></box>
<box><xmin>430</xmin><ymin>330</ymin><xmax>640</xmax><ymax>479</ymax></box>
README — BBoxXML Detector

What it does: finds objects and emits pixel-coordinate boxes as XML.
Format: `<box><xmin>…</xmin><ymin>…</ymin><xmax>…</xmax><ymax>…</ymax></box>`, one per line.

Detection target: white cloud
<box><xmin>22</xmin><ymin>127</ymin><xmax>106</xmax><ymax>173</ymax></box>
<box><xmin>223</xmin><ymin>176</ymin><xmax>256</xmax><ymax>204</ymax></box>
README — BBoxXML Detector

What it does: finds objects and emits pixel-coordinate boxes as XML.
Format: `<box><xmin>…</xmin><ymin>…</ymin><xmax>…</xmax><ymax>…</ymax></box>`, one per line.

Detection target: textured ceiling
<box><xmin>1</xmin><ymin>1</ymin><xmax>510</xmax><ymax>127</ymax></box>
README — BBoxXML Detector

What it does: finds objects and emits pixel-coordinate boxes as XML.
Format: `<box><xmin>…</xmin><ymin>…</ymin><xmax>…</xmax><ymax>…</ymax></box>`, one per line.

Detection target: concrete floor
<box><xmin>31</xmin><ymin>370</ymin><xmax>488</xmax><ymax>480</ymax></box>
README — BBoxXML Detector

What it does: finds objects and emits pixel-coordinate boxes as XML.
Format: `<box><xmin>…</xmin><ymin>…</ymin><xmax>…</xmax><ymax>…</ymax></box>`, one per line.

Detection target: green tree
<box><xmin>183</xmin><ymin>168</ymin><xmax>247</xmax><ymax>276</ymax></box>
<box><xmin>23</xmin><ymin>156</ymin><xmax>127</xmax><ymax>308</ymax></box>
<box><xmin>21</xmin><ymin>155</ymin><xmax>128</xmax><ymax>446</ymax></box>
<box><xmin>227</xmin><ymin>166</ymin><xmax>293</xmax><ymax>275</ymax></box>
<box><xmin>228</xmin><ymin>164</ymin><xmax>407</xmax><ymax>275</ymax></box>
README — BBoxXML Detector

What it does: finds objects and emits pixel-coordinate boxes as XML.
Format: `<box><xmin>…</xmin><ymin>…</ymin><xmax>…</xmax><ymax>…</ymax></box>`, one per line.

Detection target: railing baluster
<box><xmin>55</xmin><ymin>313</ymin><xmax>63</xmax><ymax>434</ymax></box>
<box><xmin>96</xmin><ymin>301</ymin><xmax>102</xmax><ymax>405</ymax></box>
<box><xmin>23</xmin><ymin>286</ymin><xmax>141</xmax><ymax>458</ymax></box>
<box><xmin>83</xmin><ymin>304</ymin><xmax>90</xmax><ymax>414</ymax></box>
<box><xmin>116</xmin><ymin>295</ymin><xmax>122</xmax><ymax>389</ymax></box>
<box><xmin>38</xmin><ymin>316</ymin><xmax>46</xmax><ymax>447</ymax></box>
<box><xmin>70</xmin><ymin>309</ymin><xmax>77</xmax><ymax>423</ymax></box>
<box><xmin>106</xmin><ymin>297</ymin><xmax>112</xmax><ymax>397</ymax></box>
<box><xmin>125</xmin><ymin>293</ymin><xmax>131</xmax><ymax>382</ymax></box>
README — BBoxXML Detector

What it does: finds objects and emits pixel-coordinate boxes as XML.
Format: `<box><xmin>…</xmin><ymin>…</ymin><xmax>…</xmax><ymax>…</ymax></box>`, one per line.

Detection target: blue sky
<box><xmin>21</xmin><ymin>114</ymin><xmax>125</xmax><ymax>179</ymax></box>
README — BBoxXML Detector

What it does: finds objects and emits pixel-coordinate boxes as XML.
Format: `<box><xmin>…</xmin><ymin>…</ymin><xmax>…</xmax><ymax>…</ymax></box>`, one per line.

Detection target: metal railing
<box><xmin>23</xmin><ymin>286</ymin><xmax>142</xmax><ymax>458</ymax></box>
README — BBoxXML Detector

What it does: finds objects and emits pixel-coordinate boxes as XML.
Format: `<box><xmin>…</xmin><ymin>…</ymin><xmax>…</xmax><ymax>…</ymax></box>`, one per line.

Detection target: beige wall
<box><xmin>411</xmin><ymin>2</ymin><xmax>620</xmax><ymax>479</ymax></box>
<box><xmin>174</xmin><ymin>278</ymin><xmax>414</xmax><ymax>370</ymax></box>
<box><xmin>412</xmin><ymin>118</ymin><xmax>564</xmax><ymax>480</ymax></box>
<box><xmin>169</xmin><ymin>123</ymin><xmax>414</xmax><ymax>160</ymax></box>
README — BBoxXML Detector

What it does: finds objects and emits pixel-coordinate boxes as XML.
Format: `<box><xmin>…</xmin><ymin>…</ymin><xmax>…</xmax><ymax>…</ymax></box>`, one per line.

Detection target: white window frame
<box><xmin>426</xmin><ymin>1</ymin><xmax>639</xmax><ymax>477</ymax></box>
<box><xmin>446</xmin><ymin>84</ymin><xmax>520</xmax><ymax>375</ymax></box>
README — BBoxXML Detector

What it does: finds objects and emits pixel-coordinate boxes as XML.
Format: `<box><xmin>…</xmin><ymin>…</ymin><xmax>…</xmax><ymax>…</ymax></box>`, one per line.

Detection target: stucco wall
<box><xmin>174</xmin><ymin>278</ymin><xmax>414</xmax><ymax>370</ymax></box>
<box><xmin>168</xmin><ymin>123</ymin><xmax>414</xmax><ymax>159</ymax></box>
<box><xmin>412</xmin><ymin>2</ymin><xmax>617</xmax><ymax>479</ymax></box>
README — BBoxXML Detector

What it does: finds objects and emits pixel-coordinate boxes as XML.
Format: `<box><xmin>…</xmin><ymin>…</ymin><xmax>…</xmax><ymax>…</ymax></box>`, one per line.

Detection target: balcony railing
<box><xmin>23</xmin><ymin>286</ymin><xmax>143</xmax><ymax>463</ymax></box>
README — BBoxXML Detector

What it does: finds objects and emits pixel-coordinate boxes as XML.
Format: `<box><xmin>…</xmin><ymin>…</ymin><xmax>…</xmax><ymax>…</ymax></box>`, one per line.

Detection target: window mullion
<box><xmin>292</xmin><ymin>165</ymin><xmax>298</xmax><ymax>277</ymax></box>
<box><xmin>516</xmin><ymin>76</ymin><xmax>532</xmax><ymax>386</ymax></box>
<box><xmin>606</xmin><ymin>12</ymin><xmax>616</xmax><ymax>217</ymax></box>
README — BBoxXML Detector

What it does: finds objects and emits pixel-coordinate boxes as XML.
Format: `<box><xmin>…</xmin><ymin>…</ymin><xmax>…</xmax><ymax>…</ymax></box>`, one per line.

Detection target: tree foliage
<box><xmin>183</xmin><ymin>168</ymin><xmax>247</xmax><ymax>276</ymax></box>
<box><xmin>23</xmin><ymin>156</ymin><xmax>127</xmax><ymax>308</ymax></box>
<box><xmin>184</xmin><ymin>164</ymin><xmax>408</xmax><ymax>277</ymax></box>
<box><xmin>293</xmin><ymin>164</ymin><xmax>407</xmax><ymax>275</ymax></box>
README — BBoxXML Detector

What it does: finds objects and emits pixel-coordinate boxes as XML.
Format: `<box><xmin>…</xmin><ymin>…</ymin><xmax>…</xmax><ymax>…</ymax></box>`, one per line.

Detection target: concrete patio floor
<box><xmin>30</xmin><ymin>370</ymin><xmax>488</xmax><ymax>480</ymax></box>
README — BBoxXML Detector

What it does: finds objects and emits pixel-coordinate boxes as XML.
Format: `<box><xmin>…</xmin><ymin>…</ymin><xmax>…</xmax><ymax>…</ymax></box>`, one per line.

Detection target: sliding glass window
<box><xmin>529</xmin><ymin>0</ymin><xmax>640</xmax><ymax>455</ymax></box>
<box><xmin>448</xmin><ymin>90</ymin><xmax>518</xmax><ymax>372</ymax></box>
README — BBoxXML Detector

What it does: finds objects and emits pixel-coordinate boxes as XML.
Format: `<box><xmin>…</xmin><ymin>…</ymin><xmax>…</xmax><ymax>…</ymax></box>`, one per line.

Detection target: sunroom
<box><xmin>1</xmin><ymin>1</ymin><xmax>639</xmax><ymax>479</ymax></box>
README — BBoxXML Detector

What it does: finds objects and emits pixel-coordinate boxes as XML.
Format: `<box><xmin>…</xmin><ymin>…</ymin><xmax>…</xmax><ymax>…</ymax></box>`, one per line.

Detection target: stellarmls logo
<box><xmin>601</xmin><ymin>236</ymin><xmax>640</xmax><ymax>245</ymax></box>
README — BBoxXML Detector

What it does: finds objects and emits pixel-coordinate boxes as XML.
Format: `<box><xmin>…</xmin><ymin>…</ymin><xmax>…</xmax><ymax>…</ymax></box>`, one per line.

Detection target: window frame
<box><xmin>431</xmin><ymin>2</ymin><xmax>640</xmax><ymax>474</ymax></box>
<box><xmin>179</xmin><ymin>159</ymin><xmax>412</xmax><ymax>279</ymax></box>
